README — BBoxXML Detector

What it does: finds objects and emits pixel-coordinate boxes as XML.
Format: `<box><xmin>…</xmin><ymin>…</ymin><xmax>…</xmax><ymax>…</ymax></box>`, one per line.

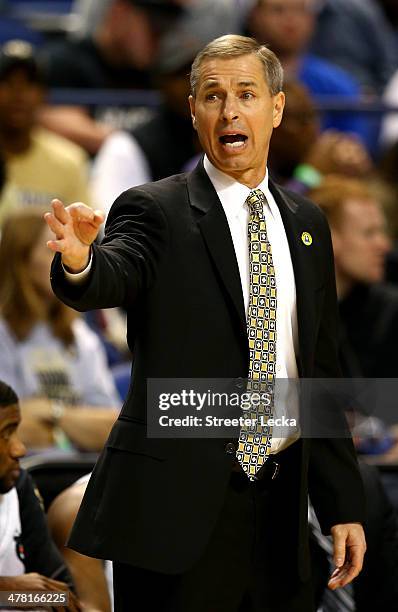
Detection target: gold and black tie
<box><xmin>236</xmin><ymin>189</ymin><xmax>277</xmax><ymax>480</ymax></box>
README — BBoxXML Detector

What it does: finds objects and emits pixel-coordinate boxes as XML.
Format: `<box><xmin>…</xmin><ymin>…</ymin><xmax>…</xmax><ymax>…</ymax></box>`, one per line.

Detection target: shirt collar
<box><xmin>203</xmin><ymin>155</ymin><xmax>276</xmax><ymax>219</ymax></box>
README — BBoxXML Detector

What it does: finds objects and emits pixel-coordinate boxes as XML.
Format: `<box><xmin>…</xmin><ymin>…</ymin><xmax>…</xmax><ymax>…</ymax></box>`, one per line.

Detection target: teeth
<box><xmin>224</xmin><ymin>140</ymin><xmax>245</xmax><ymax>148</ymax></box>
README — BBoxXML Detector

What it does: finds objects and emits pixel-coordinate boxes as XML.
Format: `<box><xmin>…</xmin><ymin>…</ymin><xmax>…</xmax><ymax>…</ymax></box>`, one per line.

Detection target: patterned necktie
<box><xmin>236</xmin><ymin>189</ymin><xmax>277</xmax><ymax>480</ymax></box>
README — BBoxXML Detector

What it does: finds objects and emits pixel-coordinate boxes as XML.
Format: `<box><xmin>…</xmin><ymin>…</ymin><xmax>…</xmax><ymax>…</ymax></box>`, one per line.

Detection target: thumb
<box><xmin>93</xmin><ymin>209</ymin><xmax>105</xmax><ymax>226</ymax></box>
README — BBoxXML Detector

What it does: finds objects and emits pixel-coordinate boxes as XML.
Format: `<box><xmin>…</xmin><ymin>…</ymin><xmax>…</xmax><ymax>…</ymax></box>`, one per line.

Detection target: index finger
<box><xmin>51</xmin><ymin>199</ymin><xmax>70</xmax><ymax>224</ymax></box>
<box><xmin>340</xmin><ymin>544</ymin><xmax>365</xmax><ymax>586</ymax></box>
<box><xmin>328</xmin><ymin>545</ymin><xmax>365</xmax><ymax>589</ymax></box>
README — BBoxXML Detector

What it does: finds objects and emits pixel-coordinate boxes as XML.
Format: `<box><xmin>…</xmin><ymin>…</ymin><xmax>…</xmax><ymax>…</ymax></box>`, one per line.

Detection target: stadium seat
<box><xmin>22</xmin><ymin>452</ymin><xmax>97</xmax><ymax>510</ymax></box>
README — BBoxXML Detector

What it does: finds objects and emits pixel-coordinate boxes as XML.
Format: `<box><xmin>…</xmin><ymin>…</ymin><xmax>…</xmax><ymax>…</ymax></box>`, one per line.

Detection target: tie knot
<box><xmin>246</xmin><ymin>189</ymin><xmax>266</xmax><ymax>214</ymax></box>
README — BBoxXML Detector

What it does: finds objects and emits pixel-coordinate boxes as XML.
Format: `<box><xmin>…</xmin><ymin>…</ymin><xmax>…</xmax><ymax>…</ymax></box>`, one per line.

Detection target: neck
<box><xmin>233</xmin><ymin>170</ymin><xmax>266</xmax><ymax>189</ymax></box>
<box><xmin>208</xmin><ymin>159</ymin><xmax>268</xmax><ymax>189</ymax></box>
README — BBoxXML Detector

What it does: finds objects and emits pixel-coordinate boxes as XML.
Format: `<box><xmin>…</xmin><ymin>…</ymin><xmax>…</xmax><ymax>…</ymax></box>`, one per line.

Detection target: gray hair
<box><xmin>190</xmin><ymin>34</ymin><xmax>284</xmax><ymax>97</ymax></box>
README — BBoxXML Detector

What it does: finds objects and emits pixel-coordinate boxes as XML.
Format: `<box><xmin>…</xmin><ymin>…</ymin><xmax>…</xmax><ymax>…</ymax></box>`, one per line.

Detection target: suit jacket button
<box><xmin>225</xmin><ymin>442</ymin><xmax>236</xmax><ymax>455</ymax></box>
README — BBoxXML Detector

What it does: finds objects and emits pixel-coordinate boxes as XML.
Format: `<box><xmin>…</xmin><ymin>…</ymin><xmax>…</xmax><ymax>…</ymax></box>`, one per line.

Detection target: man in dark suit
<box><xmin>45</xmin><ymin>35</ymin><xmax>366</xmax><ymax>612</ymax></box>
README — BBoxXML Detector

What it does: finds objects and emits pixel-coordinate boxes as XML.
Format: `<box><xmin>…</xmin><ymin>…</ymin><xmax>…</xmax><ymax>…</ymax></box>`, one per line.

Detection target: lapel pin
<box><xmin>301</xmin><ymin>232</ymin><xmax>312</xmax><ymax>246</ymax></box>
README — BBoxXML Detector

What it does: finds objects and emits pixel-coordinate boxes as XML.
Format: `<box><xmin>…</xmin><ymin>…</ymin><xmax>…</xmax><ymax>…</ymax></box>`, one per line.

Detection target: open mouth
<box><xmin>219</xmin><ymin>134</ymin><xmax>248</xmax><ymax>149</ymax></box>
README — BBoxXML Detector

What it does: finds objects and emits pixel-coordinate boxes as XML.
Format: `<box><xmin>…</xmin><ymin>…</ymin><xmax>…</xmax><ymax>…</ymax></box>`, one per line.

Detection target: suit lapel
<box><xmin>186</xmin><ymin>162</ymin><xmax>321</xmax><ymax>374</ymax></box>
<box><xmin>187</xmin><ymin>161</ymin><xmax>247</xmax><ymax>337</ymax></box>
<box><xmin>270</xmin><ymin>181</ymin><xmax>320</xmax><ymax>376</ymax></box>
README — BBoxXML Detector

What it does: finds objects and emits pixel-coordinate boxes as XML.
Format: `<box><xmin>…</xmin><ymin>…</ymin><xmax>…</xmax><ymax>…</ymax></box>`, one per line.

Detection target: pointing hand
<box><xmin>44</xmin><ymin>199</ymin><xmax>104</xmax><ymax>272</ymax></box>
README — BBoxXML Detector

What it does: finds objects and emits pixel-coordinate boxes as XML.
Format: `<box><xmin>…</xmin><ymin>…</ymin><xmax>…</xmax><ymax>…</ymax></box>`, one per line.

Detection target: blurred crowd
<box><xmin>1</xmin><ymin>0</ymin><xmax>398</xmax><ymax>610</ymax></box>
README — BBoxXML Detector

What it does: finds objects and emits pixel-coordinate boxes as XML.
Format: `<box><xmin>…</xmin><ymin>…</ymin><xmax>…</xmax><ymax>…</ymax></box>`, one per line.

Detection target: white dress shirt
<box><xmin>204</xmin><ymin>156</ymin><xmax>300</xmax><ymax>453</ymax></box>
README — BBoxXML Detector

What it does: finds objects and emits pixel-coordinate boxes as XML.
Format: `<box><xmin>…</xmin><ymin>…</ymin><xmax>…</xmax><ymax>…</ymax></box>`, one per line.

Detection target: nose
<box><xmin>377</xmin><ymin>232</ymin><xmax>392</xmax><ymax>254</ymax></box>
<box><xmin>222</xmin><ymin>94</ymin><xmax>239</xmax><ymax>123</ymax></box>
<box><xmin>10</xmin><ymin>434</ymin><xmax>26</xmax><ymax>461</ymax></box>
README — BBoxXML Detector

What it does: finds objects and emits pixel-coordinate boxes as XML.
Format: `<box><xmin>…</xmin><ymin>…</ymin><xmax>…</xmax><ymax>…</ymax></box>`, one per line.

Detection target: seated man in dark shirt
<box><xmin>310</xmin><ymin>0</ymin><xmax>398</xmax><ymax>94</ymax></box>
<box><xmin>308</xmin><ymin>175</ymin><xmax>397</xmax><ymax>378</ymax></box>
<box><xmin>245</xmin><ymin>0</ymin><xmax>370</xmax><ymax>145</ymax></box>
<box><xmin>268</xmin><ymin>80</ymin><xmax>372</xmax><ymax>194</ymax></box>
<box><xmin>39</xmin><ymin>0</ymin><xmax>183</xmax><ymax>154</ymax></box>
<box><xmin>0</xmin><ymin>380</ymin><xmax>80</xmax><ymax>611</ymax></box>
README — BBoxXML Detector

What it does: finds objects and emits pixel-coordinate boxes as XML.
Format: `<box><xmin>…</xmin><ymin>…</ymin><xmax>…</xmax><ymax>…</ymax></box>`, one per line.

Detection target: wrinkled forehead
<box><xmin>196</xmin><ymin>55</ymin><xmax>269</xmax><ymax>92</ymax></box>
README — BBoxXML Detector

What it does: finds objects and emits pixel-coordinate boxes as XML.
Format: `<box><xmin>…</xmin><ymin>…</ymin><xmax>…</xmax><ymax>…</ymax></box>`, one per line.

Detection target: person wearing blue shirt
<box><xmin>247</xmin><ymin>0</ymin><xmax>372</xmax><ymax>148</ymax></box>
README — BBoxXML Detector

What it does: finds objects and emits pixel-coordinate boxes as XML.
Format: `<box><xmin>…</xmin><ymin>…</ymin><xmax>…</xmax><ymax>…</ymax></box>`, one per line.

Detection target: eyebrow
<box><xmin>202</xmin><ymin>80</ymin><xmax>221</xmax><ymax>90</ymax></box>
<box><xmin>237</xmin><ymin>81</ymin><xmax>258</xmax><ymax>88</ymax></box>
<box><xmin>202</xmin><ymin>80</ymin><xmax>259</xmax><ymax>90</ymax></box>
<box><xmin>0</xmin><ymin>420</ymin><xmax>19</xmax><ymax>432</ymax></box>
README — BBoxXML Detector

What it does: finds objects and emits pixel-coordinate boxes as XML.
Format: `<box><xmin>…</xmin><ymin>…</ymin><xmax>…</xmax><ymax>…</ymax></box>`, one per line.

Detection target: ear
<box><xmin>272</xmin><ymin>91</ymin><xmax>285</xmax><ymax>128</ymax></box>
<box><xmin>188</xmin><ymin>95</ymin><xmax>197</xmax><ymax>130</ymax></box>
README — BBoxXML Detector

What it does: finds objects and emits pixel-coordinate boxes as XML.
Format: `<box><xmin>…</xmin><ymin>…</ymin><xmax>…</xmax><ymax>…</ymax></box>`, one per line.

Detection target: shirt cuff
<box><xmin>62</xmin><ymin>251</ymin><xmax>93</xmax><ymax>283</ymax></box>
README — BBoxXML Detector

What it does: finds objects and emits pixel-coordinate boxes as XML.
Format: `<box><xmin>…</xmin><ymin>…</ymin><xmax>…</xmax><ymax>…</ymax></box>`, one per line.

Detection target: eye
<box><xmin>1</xmin><ymin>427</ymin><xmax>14</xmax><ymax>441</ymax></box>
<box><xmin>241</xmin><ymin>92</ymin><xmax>254</xmax><ymax>100</ymax></box>
<box><xmin>205</xmin><ymin>93</ymin><xmax>219</xmax><ymax>102</ymax></box>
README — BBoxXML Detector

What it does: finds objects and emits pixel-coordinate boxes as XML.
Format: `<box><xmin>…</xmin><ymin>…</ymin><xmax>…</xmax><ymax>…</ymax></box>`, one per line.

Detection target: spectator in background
<box><xmin>309</xmin><ymin>176</ymin><xmax>398</xmax><ymax>519</ymax></box>
<box><xmin>367</xmin><ymin>2</ymin><xmax>398</xmax><ymax>153</ymax></box>
<box><xmin>310</xmin><ymin>0</ymin><xmax>398</xmax><ymax>95</ymax></box>
<box><xmin>173</xmin><ymin>0</ymin><xmax>249</xmax><ymax>42</ymax></box>
<box><xmin>39</xmin><ymin>0</ymin><xmax>184</xmax><ymax>154</ymax></box>
<box><xmin>48</xmin><ymin>474</ymin><xmax>113</xmax><ymax>612</ymax></box>
<box><xmin>310</xmin><ymin>461</ymin><xmax>398</xmax><ymax>611</ymax></box>
<box><xmin>73</xmin><ymin>0</ymin><xmax>193</xmax><ymax>37</ymax></box>
<box><xmin>377</xmin><ymin>144</ymin><xmax>398</xmax><ymax>286</ymax></box>
<box><xmin>92</xmin><ymin>0</ymin><xmax>261</xmax><ymax>211</ymax></box>
<box><xmin>0</xmin><ymin>208</ymin><xmax>120</xmax><ymax>452</ymax></box>
<box><xmin>246</xmin><ymin>0</ymin><xmax>369</xmax><ymax>144</ymax></box>
<box><xmin>308</xmin><ymin>176</ymin><xmax>398</xmax><ymax>379</ymax></box>
<box><xmin>377</xmin><ymin>0</ymin><xmax>398</xmax><ymax>39</ymax></box>
<box><xmin>91</xmin><ymin>5</ymin><xmax>215</xmax><ymax>212</ymax></box>
<box><xmin>0</xmin><ymin>40</ymin><xmax>92</xmax><ymax>215</ymax></box>
<box><xmin>0</xmin><ymin>153</ymin><xmax>17</xmax><ymax>228</ymax></box>
<box><xmin>269</xmin><ymin>80</ymin><xmax>372</xmax><ymax>193</ymax></box>
<box><xmin>379</xmin><ymin>69</ymin><xmax>398</xmax><ymax>152</ymax></box>
<box><xmin>0</xmin><ymin>380</ymin><xmax>81</xmax><ymax>611</ymax></box>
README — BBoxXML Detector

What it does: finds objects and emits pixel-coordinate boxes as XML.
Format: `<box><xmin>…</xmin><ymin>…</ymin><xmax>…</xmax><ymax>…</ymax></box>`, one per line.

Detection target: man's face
<box><xmin>249</xmin><ymin>0</ymin><xmax>315</xmax><ymax>57</ymax></box>
<box><xmin>110</xmin><ymin>3</ymin><xmax>161</xmax><ymax>69</ymax></box>
<box><xmin>333</xmin><ymin>199</ymin><xmax>391</xmax><ymax>286</ymax></box>
<box><xmin>189</xmin><ymin>54</ymin><xmax>285</xmax><ymax>187</ymax></box>
<box><xmin>0</xmin><ymin>404</ymin><xmax>25</xmax><ymax>494</ymax></box>
<box><xmin>0</xmin><ymin>68</ymin><xmax>43</xmax><ymax>133</ymax></box>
